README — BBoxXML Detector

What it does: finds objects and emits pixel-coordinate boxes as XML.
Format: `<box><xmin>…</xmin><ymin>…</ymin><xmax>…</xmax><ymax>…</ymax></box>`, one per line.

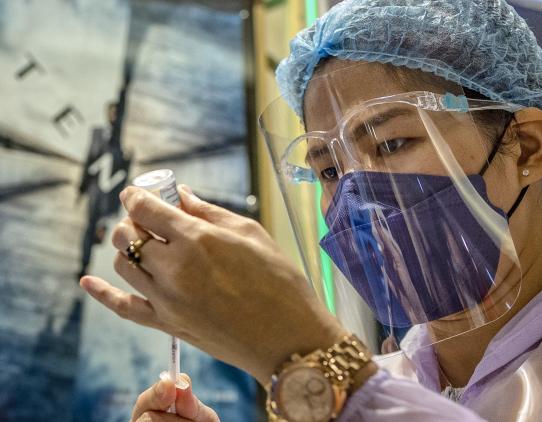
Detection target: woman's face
<box><xmin>303</xmin><ymin>59</ymin><xmax>523</xmax><ymax>218</ymax></box>
<box><xmin>302</xmin><ymin>59</ymin><xmax>542</xmax><ymax>333</ymax></box>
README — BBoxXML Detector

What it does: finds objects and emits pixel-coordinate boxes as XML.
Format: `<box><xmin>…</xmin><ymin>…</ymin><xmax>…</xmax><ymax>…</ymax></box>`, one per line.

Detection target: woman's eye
<box><xmin>320</xmin><ymin>167</ymin><xmax>338</xmax><ymax>181</ymax></box>
<box><xmin>378</xmin><ymin>138</ymin><xmax>409</xmax><ymax>156</ymax></box>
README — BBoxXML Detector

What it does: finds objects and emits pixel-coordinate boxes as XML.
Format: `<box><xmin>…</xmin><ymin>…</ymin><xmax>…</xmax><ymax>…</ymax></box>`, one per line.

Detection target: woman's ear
<box><xmin>512</xmin><ymin>108</ymin><xmax>542</xmax><ymax>188</ymax></box>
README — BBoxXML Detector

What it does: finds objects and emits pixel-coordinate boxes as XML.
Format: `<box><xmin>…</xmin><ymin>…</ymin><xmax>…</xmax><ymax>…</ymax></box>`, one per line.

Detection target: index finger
<box><xmin>120</xmin><ymin>187</ymin><xmax>193</xmax><ymax>239</ymax></box>
<box><xmin>131</xmin><ymin>380</ymin><xmax>176</xmax><ymax>421</ymax></box>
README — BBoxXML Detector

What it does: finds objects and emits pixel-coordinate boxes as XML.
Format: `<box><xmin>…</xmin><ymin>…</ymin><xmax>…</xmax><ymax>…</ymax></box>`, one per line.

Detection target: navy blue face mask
<box><xmin>319</xmin><ymin>139</ymin><xmax>528</xmax><ymax>328</ymax></box>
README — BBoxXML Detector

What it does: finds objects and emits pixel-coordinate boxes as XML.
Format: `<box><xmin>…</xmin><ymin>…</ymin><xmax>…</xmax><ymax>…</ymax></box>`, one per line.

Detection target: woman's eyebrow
<box><xmin>305</xmin><ymin>144</ymin><xmax>331</xmax><ymax>166</ymax></box>
<box><xmin>351</xmin><ymin>108</ymin><xmax>415</xmax><ymax>139</ymax></box>
<box><xmin>303</xmin><ymin>108</ymin><xmax>414</xmax><ymax>164</ymax></box>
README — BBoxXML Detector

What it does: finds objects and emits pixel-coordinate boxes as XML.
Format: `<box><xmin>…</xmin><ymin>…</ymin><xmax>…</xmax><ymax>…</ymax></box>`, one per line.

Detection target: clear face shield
<box><xmin>259</xmin><ymin>62</ymin><xmax>523</xmax><ymax>353</ymax></box>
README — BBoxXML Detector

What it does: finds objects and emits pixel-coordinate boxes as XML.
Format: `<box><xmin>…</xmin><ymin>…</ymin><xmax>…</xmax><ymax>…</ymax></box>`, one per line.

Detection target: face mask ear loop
<box><xmin>479</xmin><ymin>115</ymin><xmax>529</xmax><ymax>220</ymax></box>
<box><xmin>507</xmin><ymin>186</ymin><xmax>529</xmax><ymax>220</ymax></box>
<box><xmin>479</xmin><ymin>132</ymin><xmax>505</xmax><ymax>177</ymax></box>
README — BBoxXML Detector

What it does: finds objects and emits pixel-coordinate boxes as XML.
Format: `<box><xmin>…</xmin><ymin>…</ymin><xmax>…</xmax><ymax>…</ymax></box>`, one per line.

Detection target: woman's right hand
<box><xmin>130</xmin><ymin>375</ymin><xmax>219</xmax><ymax>422</ymax></box>
<box><xmin>82</xmin><ymin>186</ymin><xmax>347</xmax><ymax>385</ymax></box>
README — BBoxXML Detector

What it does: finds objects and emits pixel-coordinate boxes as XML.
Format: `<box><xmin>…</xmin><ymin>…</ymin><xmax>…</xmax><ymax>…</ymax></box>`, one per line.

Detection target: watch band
<box><xmin>266</xmin><ymin>334</ymin><xmax>373</xmax><ymax>422</ymax></box>
<box><xmin>315</xmin><ymin>334</ymin><xmax>373</xmax><ymax>391</ymax></box>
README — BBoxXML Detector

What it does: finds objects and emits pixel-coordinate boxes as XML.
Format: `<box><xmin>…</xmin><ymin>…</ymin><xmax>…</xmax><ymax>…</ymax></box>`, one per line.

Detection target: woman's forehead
<box><xmin>309</xmin><ymin>59</ymin><xmax>404</xmax><ymax>97</ymax></box>
<box><xmin>303</xmin><ymin>59</ymin><xmax>459</xmax><ymax>131</ymax></box>
<box><xmin>304</xmin><ymin>61</ymin><xmax>404</xmax><ymax>128</ymax></box>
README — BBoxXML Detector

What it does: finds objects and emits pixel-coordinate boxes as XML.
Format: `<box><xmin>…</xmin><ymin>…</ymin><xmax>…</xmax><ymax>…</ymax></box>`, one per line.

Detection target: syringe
<box><xmin>133</xmin><ymin>169</ymin><xmax>182</xmax><ymax>414</ymax></box>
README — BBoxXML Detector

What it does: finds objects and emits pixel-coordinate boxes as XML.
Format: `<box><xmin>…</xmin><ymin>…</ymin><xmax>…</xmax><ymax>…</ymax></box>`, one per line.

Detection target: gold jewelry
<box><xmin>266</xmin><ymin>334</ymin><xmax>373</xmax><ymax>422</ymax></box>
<box><xmin>126</xmin><ymin>238</ymin><xmax>146</xmax><ymax>268</ymax></box>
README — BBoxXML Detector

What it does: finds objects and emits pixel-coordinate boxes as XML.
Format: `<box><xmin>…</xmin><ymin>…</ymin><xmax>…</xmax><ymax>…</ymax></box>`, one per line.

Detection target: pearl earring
<box><xmin>523</xmin><ymin>169</ymin><xmax>530</xmax><ymax>177</ymax></box>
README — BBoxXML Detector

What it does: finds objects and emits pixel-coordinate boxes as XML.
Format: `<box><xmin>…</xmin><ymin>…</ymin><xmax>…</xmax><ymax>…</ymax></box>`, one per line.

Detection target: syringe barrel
<box><xmin>132</xmin><ymin>169</ymin><xmax>181</xmax><ymax>413</ymax></box>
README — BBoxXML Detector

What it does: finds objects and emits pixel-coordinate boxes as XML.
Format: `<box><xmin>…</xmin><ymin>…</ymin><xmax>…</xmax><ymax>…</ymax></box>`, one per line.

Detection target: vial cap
<box><xmin>133</xmin><ymin>169</ymin><xmax>176</xmax><ymax>190</ymax></box>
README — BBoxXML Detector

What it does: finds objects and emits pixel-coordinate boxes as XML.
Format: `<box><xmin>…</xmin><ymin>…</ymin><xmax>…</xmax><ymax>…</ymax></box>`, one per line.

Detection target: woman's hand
<box><xmin>81</xmin><ymin>186</ymin><xmax>347</xmax><ymax>384</ymax></box>
<box><xmin>131</xmin><ymin>375</ymin><xmax>219</xmax><ymax>422</ymax></box>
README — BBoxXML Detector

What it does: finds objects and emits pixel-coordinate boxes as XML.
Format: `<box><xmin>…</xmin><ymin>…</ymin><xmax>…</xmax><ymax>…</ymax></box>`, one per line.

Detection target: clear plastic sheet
<box><xmin>260</xmin><ymin>62</ymin><xmax>522</xmax><ymax>354</ymax></box>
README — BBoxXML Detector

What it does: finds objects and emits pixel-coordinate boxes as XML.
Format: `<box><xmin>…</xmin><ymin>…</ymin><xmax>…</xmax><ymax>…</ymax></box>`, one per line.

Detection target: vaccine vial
<box><xmin>133</xmin><ymin>169</ymin><xmax>181</xmax><ymax>207</ymax></box>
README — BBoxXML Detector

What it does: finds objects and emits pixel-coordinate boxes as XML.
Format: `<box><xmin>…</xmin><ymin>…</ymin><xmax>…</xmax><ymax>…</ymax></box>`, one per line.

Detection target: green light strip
<box><xmin>305</xmin><ymin>0</ymin><xmax>336</xmax><ymax>315</ymax></box>
<box><xmin>316</xmin><ymin>183</ymin><xmax>336</xmax><ymax>314</ymax></box>
<box><xmin>305</xmin><ymin>0</ymin><xmax>319</xmax><ymax>25</ymax></box>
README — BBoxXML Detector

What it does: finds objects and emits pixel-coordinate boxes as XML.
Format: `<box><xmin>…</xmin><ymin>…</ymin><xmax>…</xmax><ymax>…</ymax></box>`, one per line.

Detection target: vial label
<box><xmin>160</xmin><ymin>182</ymin><xmax>181</xmax><ymax>207</ymax></box>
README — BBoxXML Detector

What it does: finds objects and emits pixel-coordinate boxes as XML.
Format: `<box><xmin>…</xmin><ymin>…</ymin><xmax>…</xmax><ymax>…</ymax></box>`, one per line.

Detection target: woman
<box><xmin>81</xmin><ymin>0</ymin><xmax>542</xmax><ymax>420</ymax></box>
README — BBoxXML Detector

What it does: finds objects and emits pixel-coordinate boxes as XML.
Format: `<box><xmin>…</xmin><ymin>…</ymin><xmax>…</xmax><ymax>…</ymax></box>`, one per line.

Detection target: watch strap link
<box><xmin>316</xmin><ymin>334</ymin><xmax>372</xmax><ymax>391</ymax></box>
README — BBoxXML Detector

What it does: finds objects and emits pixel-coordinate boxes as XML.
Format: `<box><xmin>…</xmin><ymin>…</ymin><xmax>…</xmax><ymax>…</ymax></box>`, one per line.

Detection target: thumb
<box><xmin>178</xmin><ymin>185</ymin><xmax>234</xmax><ymax>226</ymax></box>
<box><xmin>130</xmin><ymin>379</ymin><xmax>177</xmax><ymax>422</ymax></box>
<box><xmin>175</xmin><ymin>374</ymin><xmax>220</xmax><ymax>422</ymax></box>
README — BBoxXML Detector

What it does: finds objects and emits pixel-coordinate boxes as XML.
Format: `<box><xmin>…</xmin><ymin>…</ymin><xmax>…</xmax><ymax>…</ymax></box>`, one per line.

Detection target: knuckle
<box><xmin>242</xmin><ymin>217</ymin><xmax>261</xmax><ymax>234</ymax></box>
<box><xmin>130</xmin><ymin>192</ymin><xmax>150</xmax><ymax>218</ymax></box>
<box><xmin>194</xmin><ymin>227</ymin><xmax>215</xmax><ymax>245</ymax></box>
<box><xmin>113</xmin><ymin>296</ymin><xmax>130</xmax><ymax>319</ymax></box>
<box><xmin>92</xmin><ymin>284</ymin><xmax>107</xmax><ymax>300</ymax></box>
<box><xmin>114</xmin><ymin>305</ymin><xmax>129</xmax><ymax>320</ymax></box>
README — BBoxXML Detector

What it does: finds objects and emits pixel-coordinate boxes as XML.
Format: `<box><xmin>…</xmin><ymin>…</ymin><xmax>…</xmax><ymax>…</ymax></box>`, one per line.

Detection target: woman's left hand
<box><xmin>80</xmin><ymin>186</ymin><xmax>346</xmax><ymax>384</ymax></box>
<box><xmin>131</xmin><ymin>375</ymin><xmax>219</xmax><ymax>422</ymax></box>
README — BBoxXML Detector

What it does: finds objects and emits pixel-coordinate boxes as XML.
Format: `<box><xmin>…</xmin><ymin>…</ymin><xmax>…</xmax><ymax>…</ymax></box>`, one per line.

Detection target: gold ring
<box><xmin>126</xmin><ymin>238</ymin><xmax>147</xmax><ymax>268</ymax></box>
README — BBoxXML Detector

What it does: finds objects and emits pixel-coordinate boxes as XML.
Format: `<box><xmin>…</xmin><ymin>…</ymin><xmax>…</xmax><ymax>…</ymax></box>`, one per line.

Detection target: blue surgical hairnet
<box><xmin>276</xmin><ymin>0</ymin><xmax>542</xmax><ymax>116</ymax></box>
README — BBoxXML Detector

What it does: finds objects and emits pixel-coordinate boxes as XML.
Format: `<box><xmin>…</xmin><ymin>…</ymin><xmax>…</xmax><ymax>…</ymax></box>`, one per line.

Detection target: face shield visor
<box><xmin>259</xmin><ymin>62</ymin><xmax>523</xmax><ymax>353</ymax></box>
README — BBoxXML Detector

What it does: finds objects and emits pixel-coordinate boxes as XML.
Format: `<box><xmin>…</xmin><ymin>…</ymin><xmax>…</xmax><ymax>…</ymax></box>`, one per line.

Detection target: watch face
<box><xmin>276</xmin><ymin>365</ymin><xmax>335</xmax><ymax>422</ymax></box>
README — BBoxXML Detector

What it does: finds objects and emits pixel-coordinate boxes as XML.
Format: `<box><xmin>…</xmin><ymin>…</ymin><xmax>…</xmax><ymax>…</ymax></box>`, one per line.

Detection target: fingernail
<box><xmin>176</xmin><ymin>374</ymin><xmax>190</xmax><ymax>390</ymax></box>
<box><xmin>119</xmin><ymin>189</ymin><xmax>127</xmax><ymax>202</ymax></box>
<box><xmin>176</xmin><ymin>379</ymin><xmax>189</xmax><ymax>390</ymax></box>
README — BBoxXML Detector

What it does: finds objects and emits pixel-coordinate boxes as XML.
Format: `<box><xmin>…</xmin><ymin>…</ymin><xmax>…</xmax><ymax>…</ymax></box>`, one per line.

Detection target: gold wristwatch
<box><xmin>266</xmin><ymin>334</ymin><xmax>373</xmax><ymax>422</ymax></box>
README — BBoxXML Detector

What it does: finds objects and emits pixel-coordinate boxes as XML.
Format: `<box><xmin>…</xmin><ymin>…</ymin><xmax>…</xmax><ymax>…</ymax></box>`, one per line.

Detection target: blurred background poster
<box><xmin>0</xmin><ymin>1</ymin><xmax>260</xmax><ymax>421</ymax></box>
